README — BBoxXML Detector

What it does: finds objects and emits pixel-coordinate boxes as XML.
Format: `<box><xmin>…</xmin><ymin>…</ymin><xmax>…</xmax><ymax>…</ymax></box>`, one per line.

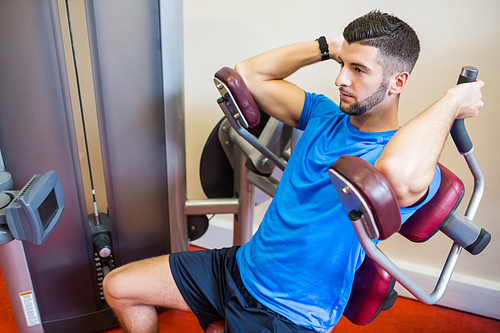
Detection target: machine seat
<box><xmin>343</xmin><ymin>256</ymin><xmax>397</xmax><ymax>325</ymax></box>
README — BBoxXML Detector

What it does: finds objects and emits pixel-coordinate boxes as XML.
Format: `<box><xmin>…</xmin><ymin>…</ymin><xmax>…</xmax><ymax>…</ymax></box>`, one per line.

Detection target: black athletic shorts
<box><xmin>169</xmin><ymin>246</ymin><xmax>316</xmax><ymax>333</ymax></box>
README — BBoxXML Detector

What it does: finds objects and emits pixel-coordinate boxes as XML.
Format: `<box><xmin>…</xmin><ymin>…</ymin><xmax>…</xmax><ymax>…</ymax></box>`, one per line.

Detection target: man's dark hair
<box><xmin>343</xmin><ymin>10</ymin><xmax>420</xmax><ymax>75</ymax></box>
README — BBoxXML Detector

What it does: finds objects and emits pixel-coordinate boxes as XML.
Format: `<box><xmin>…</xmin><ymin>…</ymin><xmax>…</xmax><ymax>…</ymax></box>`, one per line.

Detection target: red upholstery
<box><xmin>204</xmin><ymin>319</ymin><xmax>225</xmax><ymax>333</ymax></box>
<box><xmin>343</xmin><ymin>256</ymin><xmax>397</xmax><ymax>325</ymax></box>
<box><xmin>330</xmin><ymin>155</ymin><xmax>401</xmax><ymax>240</ymax></box>
<box><xmin>399</xmin><ymin>164</ymin><xmax>464</xmax><ymax>242</ymax></box>
<box><xmin>214</xmin><ymin>67</ymin><xmax>261</xmax><ymax>128</ymax></box>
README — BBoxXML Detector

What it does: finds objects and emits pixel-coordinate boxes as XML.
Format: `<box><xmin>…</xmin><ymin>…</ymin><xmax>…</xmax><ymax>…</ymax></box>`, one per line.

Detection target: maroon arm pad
<box><xmin>399</xmin><ymin>164</ymin><xmax>464</xmax><ymax>242</ymax></box>
<box><xmin>214</xmin><ymin>67</ymin><xmax>261</xmax><ymax>128</ymax></box>
<box><xmin>331</xmin><ymin>155</ymin><xmax>401</xmax><ymax>240</ymax></box>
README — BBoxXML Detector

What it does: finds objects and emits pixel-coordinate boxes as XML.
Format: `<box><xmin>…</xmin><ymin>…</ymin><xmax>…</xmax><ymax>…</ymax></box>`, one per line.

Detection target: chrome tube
<box><xmin>233</xmin><ymin>150</ymin><xmax>255</xmax><ymax>245</ymax></box>
<box><xmin>353</xmin><ymin>218</ymin><xmax>461</xmax><ymax>305</ymax></box>
<box><xmin>462</xmin><ymin>150</ymin><xmax>485</xmax><ymax>220</ymax></box>
<box><xmin>247</xmin><ymin>172</ymin><xmax>279</xmax><ymax>198</ymax></box>
<box><xmin>218</xmin><ymin>99</ymin><xmax>287</xmax><ymax>171</ymax></box>
<box><xmin>185</xmin><ymin>199</ymin><xmax>240</xmax><ymax>215</ymax></box>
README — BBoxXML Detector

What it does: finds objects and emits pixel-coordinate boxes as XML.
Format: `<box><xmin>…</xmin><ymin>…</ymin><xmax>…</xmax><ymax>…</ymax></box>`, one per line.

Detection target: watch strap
<box><xmin>316</xmin><ymin>36</ymin><xmax>329</xmax><ymax>61</ymax></box>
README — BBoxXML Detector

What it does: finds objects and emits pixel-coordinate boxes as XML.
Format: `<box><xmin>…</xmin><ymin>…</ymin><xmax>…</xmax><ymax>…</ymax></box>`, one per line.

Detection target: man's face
<box><xmin>335</xmin><ymin>41</ymin><xmax>389</xmax><ymax>116</ymax></box>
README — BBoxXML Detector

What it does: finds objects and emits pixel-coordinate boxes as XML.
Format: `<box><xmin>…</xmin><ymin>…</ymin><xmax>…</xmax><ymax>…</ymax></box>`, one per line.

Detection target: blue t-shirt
<box><xmin>236</xmin><ymin>92</ymin><xmax>440</xmax><ymax>332</ymax></box>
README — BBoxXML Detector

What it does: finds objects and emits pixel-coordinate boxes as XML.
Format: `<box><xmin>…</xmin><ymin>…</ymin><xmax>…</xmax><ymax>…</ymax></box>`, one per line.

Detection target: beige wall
<box><xmin>183</xmin><ymin>0</ymin><xmax>500</xmax><ymax>290</ymax></box>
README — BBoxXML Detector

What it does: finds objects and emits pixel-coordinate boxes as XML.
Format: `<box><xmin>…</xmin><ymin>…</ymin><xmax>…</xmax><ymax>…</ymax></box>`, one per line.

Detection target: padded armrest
<box><xmin>214</xmin><ymin>67</ymin><xmax>261</xmax><ymax>128</ymax></box>
<box><xmin>399</xmin><ymin>164</ymin><xmax>464</xmax><ymax>242</ymax></box>
<box><xmin>329</xmin><ymin>155</ymin><xmax>401</xmax><ymax>240</ymax></box>
<box><xmin>214</xmin><ymin>67</ymin><xmax>287</xmax><ymax>171</ymax></box>
<box><xmin>331</xmin><ymin>157</ymin><xmax>465</xmax><ymax>244</ymax></box>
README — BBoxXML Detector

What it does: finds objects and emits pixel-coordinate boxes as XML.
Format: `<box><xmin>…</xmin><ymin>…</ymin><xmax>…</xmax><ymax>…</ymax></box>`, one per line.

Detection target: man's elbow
<box><xmin>234</xmin><ymin>61</ymin><xmax>245</xmax><ymax>75</ymax></box>
<box><xmin>376</xmin><ymin>158</ymin><xmax>429</xmax><ymax>207</ymax></box>
<box><xmin>234</xmin><ymin>61</ymin><xmax>253</xmax><ymax>83</ymax></box>
<box><xmin>395</xmin><ymin>187</ymin><xmax>429</xmax><ymax>208</ymax></box>
<box><xmin>234</xmin><ymin>61</ymin><xmax>269</xmax><ymax>101</ymax></box>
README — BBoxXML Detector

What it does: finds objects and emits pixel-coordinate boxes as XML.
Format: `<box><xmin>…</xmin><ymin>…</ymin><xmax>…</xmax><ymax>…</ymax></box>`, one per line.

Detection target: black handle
<box><xmin>450</xmin><ymin>66</ymin><xmax>479</xmax><ymax>154</ymax></box>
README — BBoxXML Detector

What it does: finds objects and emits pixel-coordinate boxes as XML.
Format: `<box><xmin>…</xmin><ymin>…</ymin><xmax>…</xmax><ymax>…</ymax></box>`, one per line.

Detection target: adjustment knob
<box><xmin>93</xmin><ymin>234</ymin><xmax>112</xmax><ymax>258</ymax></box>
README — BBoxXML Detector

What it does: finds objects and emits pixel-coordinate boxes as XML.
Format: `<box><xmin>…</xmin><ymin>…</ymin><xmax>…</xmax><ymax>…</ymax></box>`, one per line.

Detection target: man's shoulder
<box><xmin>304</xmin><ymin>91</ymin><xmax>338</xmax><ymax>106</ymax></box>
<box><xmin>301</xmin><ymin>91</ymin><xmax>342</xmax><ymax>122</ymax></box>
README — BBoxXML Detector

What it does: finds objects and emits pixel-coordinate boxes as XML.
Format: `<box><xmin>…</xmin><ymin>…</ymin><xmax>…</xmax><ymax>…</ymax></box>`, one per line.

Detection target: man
<box><xmin>103</xmin><ymin>10</ymin><xmax>484</xmax><ymax>333</ymax></box>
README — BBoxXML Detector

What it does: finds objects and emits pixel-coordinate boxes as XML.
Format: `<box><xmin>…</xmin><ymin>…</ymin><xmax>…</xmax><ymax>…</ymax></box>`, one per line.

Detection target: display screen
<box><xmin>38</xmin><ymin>189</ymin><xmax>58</xmax><ymax>230</ymax></box>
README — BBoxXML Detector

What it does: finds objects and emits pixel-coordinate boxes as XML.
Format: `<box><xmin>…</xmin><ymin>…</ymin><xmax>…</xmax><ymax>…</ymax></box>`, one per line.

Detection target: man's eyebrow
<box><xmin>338</xmin><ymin>56</ymin><xmax>373</xmax><ymax>73</ymax></box>
<box><xmin>351</xmin><ymin>62</ymin><xmax>371</xmax><ymax>72</ymax></box>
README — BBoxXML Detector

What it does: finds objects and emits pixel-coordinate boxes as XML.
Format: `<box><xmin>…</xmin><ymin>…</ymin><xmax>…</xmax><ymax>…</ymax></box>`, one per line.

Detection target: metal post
<box><xmin>159</xmin><ymin>0</ymin><xmax>188</xmax><ymax>253</ymax></box>
<box><xmin>233</xmin><ymin>150</ymin><xmax>255</xmax><ymax>245</ymax></box>
<box><xmin>0</xmin><ymin>241</ymin><xmax>43</xmax><ymax>333</ymax></box>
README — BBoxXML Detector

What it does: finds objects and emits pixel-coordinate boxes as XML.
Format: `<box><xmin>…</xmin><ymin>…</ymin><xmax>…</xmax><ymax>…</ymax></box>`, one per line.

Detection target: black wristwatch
<box><xmin>316</xmin><ymin>36</ymin><xmax>329</xmax><ymax>61</ymax></box>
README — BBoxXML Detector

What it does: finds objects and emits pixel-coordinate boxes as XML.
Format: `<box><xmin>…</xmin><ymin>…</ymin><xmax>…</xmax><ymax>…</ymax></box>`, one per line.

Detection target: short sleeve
<box><xmin>298</xmin><ymin>91</ymin><xmax>342</xmax><ymax>131</ymax></box>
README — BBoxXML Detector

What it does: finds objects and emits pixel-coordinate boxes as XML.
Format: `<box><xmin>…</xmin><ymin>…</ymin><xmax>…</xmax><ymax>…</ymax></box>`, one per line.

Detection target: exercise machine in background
<box><xmin>0</xmin><ymin>1</ymin><xmax>184</xmax><ymax>332</ymax></box>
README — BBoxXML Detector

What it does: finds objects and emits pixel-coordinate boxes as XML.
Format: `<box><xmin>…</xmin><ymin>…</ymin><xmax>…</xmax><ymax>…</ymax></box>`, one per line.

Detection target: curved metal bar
<box><xmin>217</xmin><ymin>98</ymin><xmax>287</xmax><ymax>171</ymax></box>
<box><xmin>352</xmin><ymin>217</ymin><xmax>461</xmax><ymax>305</ymax></box>
<box><xmin>462</xmin><ymin>151</ymin><xmax>484</xmax><ymax>220</ymax></box>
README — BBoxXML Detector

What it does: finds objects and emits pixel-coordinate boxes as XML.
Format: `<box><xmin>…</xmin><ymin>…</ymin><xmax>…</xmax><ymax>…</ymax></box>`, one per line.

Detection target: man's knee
<box><xmin>102</xmin><ymin>254</ymin><xmax>188</xmax><ymax>311</ymax></box>
<box><xmin>103</xmin><ymin>265</ymin><xmax>134</xmax><ymax>308</ymax></box>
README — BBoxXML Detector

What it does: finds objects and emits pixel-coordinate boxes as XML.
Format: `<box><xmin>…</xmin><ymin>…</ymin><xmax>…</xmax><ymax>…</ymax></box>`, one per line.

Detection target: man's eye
<box><xmin>355</xmin><ymin>67</ymin><xmax>365</xmax><ymax>74</ymax></box>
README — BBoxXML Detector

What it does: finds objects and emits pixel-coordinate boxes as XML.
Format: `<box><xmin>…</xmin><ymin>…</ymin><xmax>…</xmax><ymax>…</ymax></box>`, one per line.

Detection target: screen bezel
<box><xmin>6</xmin><ymin>170</ymin><xmax>64</xmax><ymax>245</ymax></box>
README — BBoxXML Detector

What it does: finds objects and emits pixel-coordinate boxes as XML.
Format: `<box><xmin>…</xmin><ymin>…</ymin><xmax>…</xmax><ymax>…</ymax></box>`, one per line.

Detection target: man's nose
<box><xmin>335</xmin><ymin>67</ymin><xmax>351</xmax><ymax>88</ymax></box>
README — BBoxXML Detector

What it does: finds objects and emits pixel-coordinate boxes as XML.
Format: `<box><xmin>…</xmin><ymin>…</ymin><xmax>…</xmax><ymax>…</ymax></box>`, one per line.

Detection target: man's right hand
<box><xmin>327</xmin><ymin>35</ymin><xmax>345</xmax><ymax>63</ymax></box>
<box><xmin>445</xmin><ymin>80</ymin><xmax>485</xmax><ymax>120</ymax></box>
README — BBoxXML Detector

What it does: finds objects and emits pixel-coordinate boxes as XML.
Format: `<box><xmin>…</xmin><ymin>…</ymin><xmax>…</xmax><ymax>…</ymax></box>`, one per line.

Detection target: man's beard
<box><xmin>339</xmin><ymin>78</ymin><xmax>390</xmax><ymax>116</ymax></box>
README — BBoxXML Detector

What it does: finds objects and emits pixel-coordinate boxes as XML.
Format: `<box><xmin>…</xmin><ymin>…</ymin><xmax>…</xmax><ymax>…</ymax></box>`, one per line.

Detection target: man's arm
<box><xmin>234</xmin><ymin>35</ymin><xmax>344</xmax><ymax>127</ymax></box>
<box><xmin>375</xmin><ymin>80</ymin><xmax>485</xmax><ymax>207</ymax></box>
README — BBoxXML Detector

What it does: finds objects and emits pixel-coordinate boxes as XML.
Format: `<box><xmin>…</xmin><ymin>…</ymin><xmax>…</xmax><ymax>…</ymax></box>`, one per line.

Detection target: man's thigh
<box><xmin>104</xmin><ymin>254</ymin><xmax>191</xmax><ymax>312</ymax></box>
<box><xmin>169</xmin><ymin>247</ymin><xmax>240</xmax><ymax>328</ymax></box>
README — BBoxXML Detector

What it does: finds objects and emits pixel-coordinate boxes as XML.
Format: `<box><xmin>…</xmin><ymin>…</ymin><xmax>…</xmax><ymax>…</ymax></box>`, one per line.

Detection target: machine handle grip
<box><xmin>450</xmin><ymin>66</ymin><xmax>479</xmax><ymax>154</ymax></box>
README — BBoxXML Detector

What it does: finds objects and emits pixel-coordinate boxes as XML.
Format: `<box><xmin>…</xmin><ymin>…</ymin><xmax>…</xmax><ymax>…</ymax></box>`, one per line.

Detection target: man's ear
<box><xmin>389</xmin><ymin>72</ymin><xmax>409</xmax><ymax>95</ymax></box>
